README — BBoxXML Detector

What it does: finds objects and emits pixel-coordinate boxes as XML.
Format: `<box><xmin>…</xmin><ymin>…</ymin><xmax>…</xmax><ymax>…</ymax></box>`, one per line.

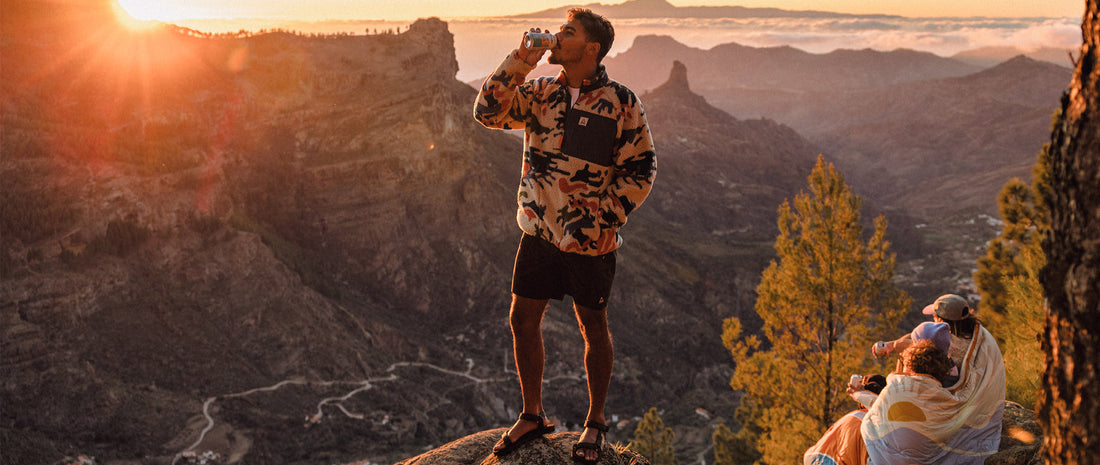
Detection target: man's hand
<box><xmin>871</xmin><ymin>341</ymin><xmax>895</xmax><ymax>359</ymax></box>
<box><xmin>517</xmin><ymin>28</ymin><xmax>549</xmax><ymax>66</ymax></box>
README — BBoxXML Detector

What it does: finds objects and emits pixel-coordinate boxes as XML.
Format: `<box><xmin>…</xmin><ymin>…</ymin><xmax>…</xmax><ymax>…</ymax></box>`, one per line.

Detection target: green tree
<box><xmin>974</xmin><ymin>144</ymin><xmax>1052</xmax><ymax>408</ymax></box>
<box><xmin>999</xmin><ymin>239</ymin><xmax>1044</xmax><ymax>409</ymax></box>
<box><xmin>974</xmin><ymin>145</ymin><xmax>1052</xmax><ymax>317</ymax></box>
<box><xmin>712</xmin><ymin>399</ymin><xmax>762</xmax><ymax>465</ymax></box>
<box><xmin>629</xmin><ymin>407</ymin><xmax>677</xmax><ymax>465</ymax></box>
<box><xmin>722</xmin><ymin>156</ymin><xmax>909</xmax><ymax>464</ymax></box>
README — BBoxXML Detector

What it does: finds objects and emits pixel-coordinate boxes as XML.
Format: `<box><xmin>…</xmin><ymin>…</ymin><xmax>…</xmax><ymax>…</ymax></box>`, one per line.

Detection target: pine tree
<box><xmin>722</xmin><ymin>155</ymin><xmax>908</xmax><ymax>464</ymax></box>
<box><xmin>974</xmin><ymin>145</ymin><xmax>1052</xmax><ymax>317</ymax></box>
<box><xmin>629</xmin><ymin>407</ymin><xmax>677</xmax><ymax>465</ymax></box>
<box><xmin>999</xmin><ymin>238</ymin><xmax>1044</xmax><ymax>409</ymax></box>
<box><xmin>712</xmin><ymin>401</ymin><xmax>762</xmax><ymax>465</ymax></box>
<box><xmin>973</xmin><ymin>144</ymin><xmax>1051</xmax><ymax>408</ymax></box>
<box><xmin>1039</xmin><ymin>1</ymin><xmax>1100</xmax><ymax>459</ymax></box>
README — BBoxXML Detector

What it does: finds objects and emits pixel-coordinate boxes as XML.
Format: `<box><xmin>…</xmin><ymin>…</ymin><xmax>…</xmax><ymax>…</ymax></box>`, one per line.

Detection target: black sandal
<box><xmin>571</xmin><ymin>420</ymin><xmax>609</xmax><ymax>464</ymax></box>
<box><xmin>492</xmin><ymin>412</ymin><xmax>555</xmax><ymax>457</ymax></box>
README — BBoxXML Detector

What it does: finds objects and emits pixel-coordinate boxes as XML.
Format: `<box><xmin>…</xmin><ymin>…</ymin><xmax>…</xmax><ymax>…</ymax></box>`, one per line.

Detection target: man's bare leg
<box><xmin>493</xmin><ymin>294</ymin><xmax>550</xmax><ymax>453</ymax></box>
<box><xmin>573</xmin><ymin>302</ymin><xmax>613</xmax><ymax>461</ymax></box>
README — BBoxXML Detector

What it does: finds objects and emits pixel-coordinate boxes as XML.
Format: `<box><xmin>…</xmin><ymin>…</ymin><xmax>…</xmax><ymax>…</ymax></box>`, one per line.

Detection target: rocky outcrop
<box><xmin>641</xmin><ymin>60</ymin><xmax>819</xmax><ymax>234</ymax></box>
<box><xmin>1</xmin><ymin>10</ymin><xmax>767</xmax><ymax>464</ymax></box>
<box><xmin>988</xmin><ymin>402</ymin><xmax>1043</xmax><ymax>465</ymax></box>
<box><xmin>386</xmin><ymin>429</ymin><xmax>649</xmax><ymax>465</ymax></box>
<box><xmin>381</xmin><ymin>400</ymin><xmax>1041</xmax><ymax>465</ymax></box>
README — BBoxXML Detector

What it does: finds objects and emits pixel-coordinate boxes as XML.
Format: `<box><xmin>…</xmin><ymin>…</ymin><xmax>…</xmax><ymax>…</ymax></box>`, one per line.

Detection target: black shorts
<box><xmin>511</xmin><ymin>234</ymin><xmax>616</xmax><ymax>310</ymax></box>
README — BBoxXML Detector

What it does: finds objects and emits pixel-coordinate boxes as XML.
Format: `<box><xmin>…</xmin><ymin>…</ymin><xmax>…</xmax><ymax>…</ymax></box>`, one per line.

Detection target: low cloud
<box><xmin>601</xmin><ymin>16</ymin><xmax>1081</xmax><ymax>56</ymax></box>
<box><xmin>174</xmin><ymin>15</ymin><xmax>1082</xmax><ymax>82</ymax></box>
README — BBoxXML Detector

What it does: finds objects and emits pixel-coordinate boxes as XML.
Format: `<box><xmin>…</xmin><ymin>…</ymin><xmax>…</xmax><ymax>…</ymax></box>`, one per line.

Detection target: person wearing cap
<box><xmin>862</xmin><ymin>294</ymin><xmax>1005</xmax><ymax>463</ymax></box>
<box><xmin>871</xmin><ymin>294</ymin><xmax>978</xmax><ymax>379</ymax></box>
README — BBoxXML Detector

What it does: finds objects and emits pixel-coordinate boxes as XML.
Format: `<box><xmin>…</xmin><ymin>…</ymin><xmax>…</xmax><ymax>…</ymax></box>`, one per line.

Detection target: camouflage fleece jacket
<box><xmin>473</xmin><ymin>52</ymin><xmax>656</xmax><ymax>256</ymax></box>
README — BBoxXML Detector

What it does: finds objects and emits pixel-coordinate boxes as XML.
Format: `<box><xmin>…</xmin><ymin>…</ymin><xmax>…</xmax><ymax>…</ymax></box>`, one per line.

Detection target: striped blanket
<box><xmin>862</xmin><ymin>325</ymin><xmax>1005</xmax><ymax>464</ymax></box>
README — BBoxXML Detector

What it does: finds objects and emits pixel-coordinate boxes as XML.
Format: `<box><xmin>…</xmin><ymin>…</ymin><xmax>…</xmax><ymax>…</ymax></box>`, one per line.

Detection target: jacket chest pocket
<box><xmin>561</xmin><ymin>110</ymin><xmax>617</xmax><ymax>167</ymax></box>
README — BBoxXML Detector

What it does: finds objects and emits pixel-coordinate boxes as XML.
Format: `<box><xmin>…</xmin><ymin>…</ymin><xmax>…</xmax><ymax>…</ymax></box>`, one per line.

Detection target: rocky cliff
<box><xmin>385</xmin><ymin>429</ymin><xmax>649</xmax><ymax>465</ymax></box>
<box><xmin>382</xmin><ymin>400</ymin><xmax>1042</xmax><ymax>465</ymax></box>
<box><xmin>0</xmin><ymin>3</ymin><xmax>824</xmax><ymax>464</ymax></box>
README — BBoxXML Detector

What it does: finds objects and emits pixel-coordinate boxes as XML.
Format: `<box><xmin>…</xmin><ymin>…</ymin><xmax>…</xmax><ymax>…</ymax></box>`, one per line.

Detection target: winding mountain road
<box><xmin>172</xmin><ymin>357</ymin><xmax>575</xmax><ymax>464</ymax></box>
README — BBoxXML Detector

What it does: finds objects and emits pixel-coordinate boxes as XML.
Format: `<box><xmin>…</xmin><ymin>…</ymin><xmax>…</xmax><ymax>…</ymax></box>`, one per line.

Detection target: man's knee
<box><xmin>510</xmin><ymin>295</ymin><xmax>548</xmax><ymax>330</ymax></box>
<box><xmin>574</xmin><ymin>304</ymin><xmax>610</xmax><ymax>335</ymax></box>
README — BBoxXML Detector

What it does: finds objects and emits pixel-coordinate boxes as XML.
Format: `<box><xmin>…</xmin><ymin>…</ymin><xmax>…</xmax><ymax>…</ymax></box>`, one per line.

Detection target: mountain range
<box><xmin>0</xmin><ymin>5</ymin><xmax>814</xmax><ymax>464</ymax></box>
<box><xmin>510</xmin><ymin>0</ymin><xmax>900</xmax><ymax>19</ymax></box>
<box><xmin>518</xmin><ymin>33</ymin><xmax>1071</xmax><ymax>221</ymax></box>
<box><xmin>0</xmin><ymin>1</ymin><xmax>1071</xmax><ymax>464</ymax></box>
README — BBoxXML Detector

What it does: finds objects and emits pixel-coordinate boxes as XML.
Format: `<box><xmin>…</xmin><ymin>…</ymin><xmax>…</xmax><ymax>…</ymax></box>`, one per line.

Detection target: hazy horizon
<box><xmin>169</xmin><ymin>14</ymin><xmax>1081</xmax><ymax>82</ymax></box>
<box><xmin>119</xmin><ymin>0</ymin><xmax>1083</xmax><ymax>22</ymax></box>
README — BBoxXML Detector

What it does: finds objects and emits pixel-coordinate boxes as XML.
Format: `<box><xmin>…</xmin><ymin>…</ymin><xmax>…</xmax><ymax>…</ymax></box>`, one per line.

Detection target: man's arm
<box><xmin>473</xmin><ymin>35</ymin><xmax>546</xmax><ymax>129</ymax></box>
<box><xmin>600</xmin><ymin>94</ymin><xmax>656</xmax><ymax>227</ymax></box>
<box><xmin>872</xmin><ymin>333</ymin><xmax>914</xmax><ymax>359</ymax></box>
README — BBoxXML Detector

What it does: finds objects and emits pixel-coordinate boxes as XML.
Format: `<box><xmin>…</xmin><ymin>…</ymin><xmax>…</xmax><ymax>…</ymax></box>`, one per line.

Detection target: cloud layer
<box><xmin>171</xmin><ymin>15</ymin><xmax>1081</xmax><ymax>81</ymax></box>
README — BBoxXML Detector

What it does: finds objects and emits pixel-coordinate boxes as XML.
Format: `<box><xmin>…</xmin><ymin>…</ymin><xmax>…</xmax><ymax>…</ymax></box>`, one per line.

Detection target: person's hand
<box><xmin>517</xmin><ymin>28</ymin><xmax>549</xmax><ymax>66</ymax></box>
<box><xmin>871</xmin><ymin>341</ymin><xmax>894</xmax><ymax>359</ymax></box>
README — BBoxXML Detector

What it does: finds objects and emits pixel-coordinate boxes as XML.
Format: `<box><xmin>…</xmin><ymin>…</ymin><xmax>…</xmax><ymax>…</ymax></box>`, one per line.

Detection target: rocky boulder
<box><xmin>386</xmin><ymin>428</ymin><xmax>649</xmax><ymax>465</ymax></box>
<box><xmin>988</xmin><ymin>401</ymin><xmax>1043</xmax><ymax>465</ymax></box>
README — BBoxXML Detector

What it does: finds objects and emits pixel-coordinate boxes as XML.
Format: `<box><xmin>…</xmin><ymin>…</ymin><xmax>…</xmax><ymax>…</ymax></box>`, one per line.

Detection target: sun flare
<box><xmin>112</xmin><ymin>1</ymin><xmax>162</xmax><ymax>31</ymax></box>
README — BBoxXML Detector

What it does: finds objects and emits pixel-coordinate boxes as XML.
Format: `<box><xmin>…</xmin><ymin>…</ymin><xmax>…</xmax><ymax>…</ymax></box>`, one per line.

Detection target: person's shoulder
<box><xmin>601</xmin><ymin>79</ymin><xmax>643</xmax><ymax>107</ymax></box>
<box><xmin>603</xmin><ymin>78</ymin><xmax>637</xmax><ymax>94</ymax></box>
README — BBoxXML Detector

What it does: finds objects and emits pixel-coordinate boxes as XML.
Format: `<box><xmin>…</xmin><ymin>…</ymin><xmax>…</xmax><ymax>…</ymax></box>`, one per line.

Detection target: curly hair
<box><xmin>901</xmin><ymin>340</ymin><xmax>953</xmax><ymax>382</ymax></box>
<box><xmin>568</xmin><ymin>8</ymin><xmax>614</xmax><ymax>62</ymax></box>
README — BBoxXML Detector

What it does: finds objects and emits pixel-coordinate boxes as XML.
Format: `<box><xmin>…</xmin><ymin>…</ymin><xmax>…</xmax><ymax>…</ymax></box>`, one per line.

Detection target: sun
<box><xmin>116</xmin><ymin>0</ymin><xmax>173</xmax><ymax>21</ymax></box>
<box><xmin>111</xmin><ymin>1</ymin><xmax>162</xmax><ymax>31</ymax></box>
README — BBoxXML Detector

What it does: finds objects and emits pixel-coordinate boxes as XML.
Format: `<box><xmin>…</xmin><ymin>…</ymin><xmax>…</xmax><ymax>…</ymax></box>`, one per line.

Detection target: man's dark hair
<box><xmin>902</xmin><ymin>340</ymin><xmax>953</xmax><ymax>382</ymax></box>
<box><xmin>863</xmin><ymin>374</ymin><xmax>888</xmax><ymax>395</ymax></box>
<box><xmin>568</xmin><ymin>8</ymin><xmax>614</xmax><ymax>62</ymax></box>
<box><xmin>943</xmin><ymin>315</ymin><xmax>980</xmax><ymax>338</ymax></box>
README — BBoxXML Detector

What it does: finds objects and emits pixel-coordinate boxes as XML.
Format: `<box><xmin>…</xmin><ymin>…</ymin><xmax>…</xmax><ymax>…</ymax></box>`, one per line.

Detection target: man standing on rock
<box><xmin>473</xmin><ymin>7</ymin><xmax>656</xmax><ymax>464</ymax></box>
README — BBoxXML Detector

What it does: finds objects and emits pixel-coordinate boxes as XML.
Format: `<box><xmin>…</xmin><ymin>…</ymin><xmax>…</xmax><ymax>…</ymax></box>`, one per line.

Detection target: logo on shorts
<box><xmin>578</xmin><ymin>116</ymin><xmax>589</xmax><ymax>127</ymax></box>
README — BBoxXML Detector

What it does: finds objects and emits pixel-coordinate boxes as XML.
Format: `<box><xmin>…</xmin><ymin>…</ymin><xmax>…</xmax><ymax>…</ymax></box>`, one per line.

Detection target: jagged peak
<box><xmin>630</xmin><ymin>34</ymin><xmax>690</xmax><ymax>49</ymax></box>
<box><xmin>664</xmin><ymin>60</ymin><xmax>690</xmax><ymax>92</ymax></box>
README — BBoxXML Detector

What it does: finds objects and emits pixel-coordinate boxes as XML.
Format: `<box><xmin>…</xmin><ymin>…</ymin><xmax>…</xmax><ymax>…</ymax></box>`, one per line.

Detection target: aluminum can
<box><xmin>849</xmin><ymin>374</ymin><xmax>863</xmax><ymax>388</ymax></box>
<box><xmin>524</xmin><ymin>32</ymin><xmax>557</xmax><ymax>50</ymax></box>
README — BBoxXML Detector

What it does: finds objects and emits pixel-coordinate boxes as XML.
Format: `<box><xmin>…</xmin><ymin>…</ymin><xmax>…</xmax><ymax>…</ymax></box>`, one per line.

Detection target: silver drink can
<box><xmin>524</xmin><ymin>32</ymin><xmax>557</xmax><ymax>50</ymax></box>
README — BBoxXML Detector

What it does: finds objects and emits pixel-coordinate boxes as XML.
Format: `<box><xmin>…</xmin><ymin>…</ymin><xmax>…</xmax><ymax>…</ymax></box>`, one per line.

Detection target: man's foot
<box><xmin>572</xmin><ymin>420</ymin><xmax>608</xmax><ymax>464</ymax></box>
<box><xmin>492</xmin><ymin>412</ymin><xmax>555</xmax><ymax>457</ymax></box>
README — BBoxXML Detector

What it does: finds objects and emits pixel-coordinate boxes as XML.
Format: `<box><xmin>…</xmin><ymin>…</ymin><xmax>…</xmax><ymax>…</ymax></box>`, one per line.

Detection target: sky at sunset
<box><xmin>114</xmin><ymin>0</ymin><xmax>1087</xmax><ymax>82</ymax></box>
<box><xmin>119</xmin><ymin>0</ymin><xmax>1083</xmax><ymax>22</ymax></box>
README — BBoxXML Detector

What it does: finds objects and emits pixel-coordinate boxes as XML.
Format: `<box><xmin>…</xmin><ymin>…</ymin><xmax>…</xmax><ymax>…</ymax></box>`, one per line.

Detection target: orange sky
<box><xmin>118</xmin><ymin>0</ymin><xmax>1083</xmax><ymax>23</ymax></box>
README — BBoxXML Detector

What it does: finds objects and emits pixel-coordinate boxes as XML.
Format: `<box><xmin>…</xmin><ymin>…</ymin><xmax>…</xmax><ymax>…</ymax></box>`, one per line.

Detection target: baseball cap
<box><xmin>922</xmin><ymin>294</ymin><xmax>971</xmax><ymax>320</ymax></box>
<box><xmin>911</xmin><ymin>321</ymin><xmax>951</xmax><ymax>354</ymax></box>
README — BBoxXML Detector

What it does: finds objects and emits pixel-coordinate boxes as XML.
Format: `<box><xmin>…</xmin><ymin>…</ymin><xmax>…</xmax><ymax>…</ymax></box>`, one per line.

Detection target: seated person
<box><xmin>862</xmin><ymin>339</ymin><xmax>1002</xmax><ymax>464</ymax></box>
<box><xmin>849</xmin><ymin>321</ymin><xmax>954</xmax><ymax>416</ymax></box>
<box><xmin>871</xmin><ymin>295</ymin><xmax>989</xmax><ymax>387</ymax></box>
<box><xmin>882</xmin><ymin>321</ymin><xmax>959</xmax><ymax>386</ymax></box>
<box><xmin>803</xmin><ymin>374</ymin><xmax>887</xmax><ymax>465</ymax></box>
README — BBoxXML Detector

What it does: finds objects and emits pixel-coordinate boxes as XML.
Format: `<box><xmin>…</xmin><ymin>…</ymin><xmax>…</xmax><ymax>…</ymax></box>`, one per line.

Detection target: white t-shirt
<box><xmin>568</xmin><ymin>86</ymin><xmax>581</xmax><ymax>107</ymax></box>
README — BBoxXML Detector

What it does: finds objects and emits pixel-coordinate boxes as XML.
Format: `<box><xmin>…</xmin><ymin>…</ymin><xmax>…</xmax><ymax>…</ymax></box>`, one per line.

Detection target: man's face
<box><xmin>548</xmin><ymin>18</ymin><xmax>592</xmax><ymax>65</ymax></box>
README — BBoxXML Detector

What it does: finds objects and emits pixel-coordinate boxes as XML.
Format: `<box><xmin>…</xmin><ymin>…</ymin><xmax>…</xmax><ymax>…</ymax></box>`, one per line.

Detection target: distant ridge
<box><xmin>952</xmin><ymin>45</ymin><xmax>1076</xmax><ymax>68</ymax></box>
<box><xmin>506</xmin><ymin>0</ymin><xmax>901</xmax><ymax>19</ymax></box>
